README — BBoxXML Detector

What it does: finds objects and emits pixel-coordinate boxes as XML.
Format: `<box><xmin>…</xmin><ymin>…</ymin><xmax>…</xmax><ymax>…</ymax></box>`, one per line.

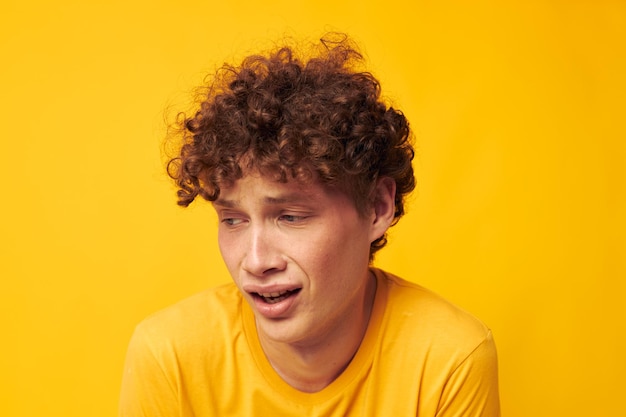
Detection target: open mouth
<box><xmin>255</xmin><ymin>289</ymin><xmax>301</xmax><ymax>304</ymax></box>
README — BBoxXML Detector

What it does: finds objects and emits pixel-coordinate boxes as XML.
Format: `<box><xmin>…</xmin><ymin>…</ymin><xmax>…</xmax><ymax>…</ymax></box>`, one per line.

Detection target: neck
<box><xmin>258</xmin><ymin>271</ymin><xmax>377</xmax><ymax>393</ymax></box>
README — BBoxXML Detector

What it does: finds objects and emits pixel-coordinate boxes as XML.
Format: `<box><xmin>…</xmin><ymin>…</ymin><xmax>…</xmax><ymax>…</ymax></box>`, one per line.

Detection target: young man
<box><xmin>120</xmin><ymin>36</ymin><xmax>501</xmax><ymax>416</ymax></box>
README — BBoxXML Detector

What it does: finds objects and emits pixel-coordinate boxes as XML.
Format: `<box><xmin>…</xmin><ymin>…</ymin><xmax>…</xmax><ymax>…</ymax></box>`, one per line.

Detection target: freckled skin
<box><xmin>213</xmin><ymin>171</ymin><xmax>396</xmax><ymax>391</ymax></box>
<box><xmin>214</xmin><ymin>173</ymin><xmax>378</xmax><ymax>349</ymax></box>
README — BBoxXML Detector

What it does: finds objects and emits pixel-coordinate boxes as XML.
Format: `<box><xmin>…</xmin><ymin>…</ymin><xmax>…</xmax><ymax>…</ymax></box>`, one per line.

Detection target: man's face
<box><xmin>213</xmin><ymin>172</ymin><xmax>379</xmax><ymax>347</ymax></box>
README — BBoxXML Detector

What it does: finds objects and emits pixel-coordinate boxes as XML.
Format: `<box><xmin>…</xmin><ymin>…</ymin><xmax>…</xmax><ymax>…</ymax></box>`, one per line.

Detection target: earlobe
<box><xmin>370</xmin><ymin>177</ymin><xmax>396</xmax><ymax>241</ymax></box>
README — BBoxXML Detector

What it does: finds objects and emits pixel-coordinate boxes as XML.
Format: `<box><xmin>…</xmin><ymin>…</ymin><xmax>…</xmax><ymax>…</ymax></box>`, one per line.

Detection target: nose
<box><xmin>242</xmin><ymin>224</ymin><xmax>286</xmax><ymax>277</ymax></box>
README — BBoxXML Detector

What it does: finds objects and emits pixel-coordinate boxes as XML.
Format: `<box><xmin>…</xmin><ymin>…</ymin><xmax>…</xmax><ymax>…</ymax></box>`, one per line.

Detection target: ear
<box><xmin>369</xmin><ymin>177</ymin><xmax>396</xmax><ymax>243</ymax></box>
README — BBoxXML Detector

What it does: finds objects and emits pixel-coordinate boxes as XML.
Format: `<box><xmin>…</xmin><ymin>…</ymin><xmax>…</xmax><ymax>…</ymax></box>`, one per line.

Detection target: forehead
<box><xmin>214</xmin><ymin>172</ymin><xmax>349</xmax><ymax>208</ymax></box>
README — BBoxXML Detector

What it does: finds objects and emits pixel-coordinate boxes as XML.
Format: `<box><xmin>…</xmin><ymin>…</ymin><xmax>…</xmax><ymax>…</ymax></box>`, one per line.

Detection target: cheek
<box><xmin>302</xmin><ymin>228</ymin><xmax>362</xmax><ymax>270</ymax></box>
<box><xmin>217</xmin><ymin>232</ymin><xmax>239</xmax><ymax>270</ymax></box>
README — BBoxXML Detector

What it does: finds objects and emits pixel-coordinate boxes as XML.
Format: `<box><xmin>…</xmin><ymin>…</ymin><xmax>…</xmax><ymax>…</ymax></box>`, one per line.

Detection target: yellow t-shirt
<box><xmin>119</xmin><ymin>269</ymin><xmax>500</xmax><ymax>416</ymax></box>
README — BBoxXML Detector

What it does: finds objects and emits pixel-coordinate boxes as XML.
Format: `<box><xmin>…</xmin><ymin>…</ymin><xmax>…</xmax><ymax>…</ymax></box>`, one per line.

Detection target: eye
<box><xmin>278</xmin><ymin>214</ymin><xmax>307</xmax><ymax>223</ymax></box>
<box><xmin>222</xmin><ymin>217</ymin><xmax>245</xmax><ymax>226</ymax></box>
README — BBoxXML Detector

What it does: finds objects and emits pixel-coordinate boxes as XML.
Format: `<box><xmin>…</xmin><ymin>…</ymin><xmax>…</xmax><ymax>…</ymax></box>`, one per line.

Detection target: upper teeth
<box><xmin>260</xmin><ymin>290</ymin><xmax>289</xmax><ymax>298</ymax></box>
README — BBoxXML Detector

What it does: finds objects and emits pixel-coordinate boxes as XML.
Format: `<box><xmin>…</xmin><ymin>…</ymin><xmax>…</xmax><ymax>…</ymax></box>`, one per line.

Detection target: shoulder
<box><xmin>120</xmin><ymin>284</ymin><xmax>245</xmax><ymax>414</ymax></box>
<box><xmin>375</xmin><ymin>269</ymin><xmax>493</xmax><ymax>361</ymax></box>
<box><xmin>131</xmin><ymin>283</ymin><xmax>242</xmax><ymax>355</ymax></box>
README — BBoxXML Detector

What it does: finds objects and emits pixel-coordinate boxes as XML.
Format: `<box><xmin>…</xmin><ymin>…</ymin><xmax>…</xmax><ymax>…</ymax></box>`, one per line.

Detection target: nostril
<box><xmin>242</xmin><ymin>237</ymin><xmax>287</xmax><ymax>276</ymax></box>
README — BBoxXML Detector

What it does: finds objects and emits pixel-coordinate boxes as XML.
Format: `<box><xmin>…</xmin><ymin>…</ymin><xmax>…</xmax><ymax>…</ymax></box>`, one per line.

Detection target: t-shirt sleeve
<box><xmin>435</xmin><ymin>330</ymin><xmax>501</xmax><ymax>417</ymax></box>
<box><xmin>118</xmin><ymin>324</ymin><xmax>179</xmax><ymax>417</ymax></box>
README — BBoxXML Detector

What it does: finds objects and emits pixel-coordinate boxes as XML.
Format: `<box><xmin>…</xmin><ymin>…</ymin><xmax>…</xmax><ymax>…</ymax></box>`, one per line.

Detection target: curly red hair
<box><xmin>167</xmin><ymin>34</ymin><xmax>415</xmax><ymax>258</ymax></box>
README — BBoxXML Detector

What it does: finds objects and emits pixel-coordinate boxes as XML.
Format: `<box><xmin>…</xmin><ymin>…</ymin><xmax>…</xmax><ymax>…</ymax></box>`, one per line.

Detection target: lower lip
<box><xmin>251</xmin><ymin>291</ymin><xmax>299</xmax><ymax>319</ymax></box>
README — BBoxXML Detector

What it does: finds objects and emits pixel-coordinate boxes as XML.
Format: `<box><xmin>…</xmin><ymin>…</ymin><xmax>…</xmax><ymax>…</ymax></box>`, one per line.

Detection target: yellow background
<box><xmin>1</xmin><ymin>1</ymin><xmax>624</xmax><ymax>416</ymax></box>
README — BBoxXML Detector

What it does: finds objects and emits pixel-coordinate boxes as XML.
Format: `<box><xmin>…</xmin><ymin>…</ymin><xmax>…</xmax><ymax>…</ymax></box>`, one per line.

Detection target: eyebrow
<box><xmin>213</xmin><ymin>193</ymin><xmax>312</xmax><ymax>208</ymax></box>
